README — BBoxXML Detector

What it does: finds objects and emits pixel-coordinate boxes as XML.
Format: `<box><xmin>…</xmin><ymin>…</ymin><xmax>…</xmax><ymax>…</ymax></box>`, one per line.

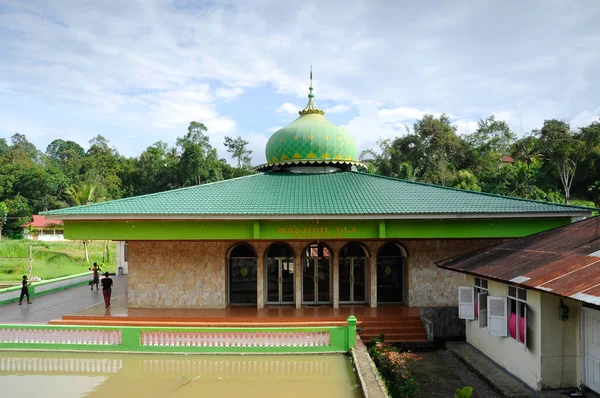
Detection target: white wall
<box><xmin>465</xmin><ymin>275</ymin><xmax>542</xmax><ymax>390</ymax></box>
<box><xmin>115</xmin><ymin>241</ymin><xmax>128</xmax><ymax>274</ymax></box>
<box><xmin>540</xmin><ymin>295</ymin><xmax>582</xmax><ymax>389</ymax></box>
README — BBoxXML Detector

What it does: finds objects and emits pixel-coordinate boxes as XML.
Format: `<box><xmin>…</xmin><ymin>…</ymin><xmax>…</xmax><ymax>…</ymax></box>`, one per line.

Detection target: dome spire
<box><xmin>299</xmin><ymin>64</ymin><xmax>324</xmax><ymax>116</ymax></box>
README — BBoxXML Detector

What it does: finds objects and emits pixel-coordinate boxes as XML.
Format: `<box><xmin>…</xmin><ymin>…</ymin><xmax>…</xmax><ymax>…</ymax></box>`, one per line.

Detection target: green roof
<box><xmin>42</xmin><ymin>171</ymin><xmax>593</xmax><ymax>218</ymax></box>
<box><xmin>260</xmin><ymin>82</ymin><xmax>363</xmax><ymax>171</ymax></box>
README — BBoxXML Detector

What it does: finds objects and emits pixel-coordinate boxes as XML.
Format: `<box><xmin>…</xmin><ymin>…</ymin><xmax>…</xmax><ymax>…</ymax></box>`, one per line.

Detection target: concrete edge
<box><xmin>351</xmin><ymin>337</ymin><xmax>389</xmax><ymax>398</ymax></box>
<box><xmin>447</xmin><ymin>342</ymin><xmax>538</xmax><ymax>398</ymax></box>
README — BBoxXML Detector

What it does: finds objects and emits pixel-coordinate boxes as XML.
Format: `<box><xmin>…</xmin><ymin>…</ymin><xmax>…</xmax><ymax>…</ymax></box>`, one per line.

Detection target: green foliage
<box><xmin>0</xmin><ymin>240</ymin><xmax>116</xmax><ymax>282</ymax></box>
<box><xmin>0</xmin><ymin>121</ymin><xmax>255</xmax><ymax>238</ymax></box>
<box><xmin>454</xmin><ymin>386</ymin><xmax>474</xmax><ymax>398</ymax></box>
<box><xmin>367</xmin><ymin>337</ymin><xmax>421</xmax><ymax>398</ymax></box>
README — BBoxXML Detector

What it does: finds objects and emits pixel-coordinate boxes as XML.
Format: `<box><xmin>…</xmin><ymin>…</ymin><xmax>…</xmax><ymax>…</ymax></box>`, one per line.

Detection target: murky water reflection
<box><xmin>0</xmin><ymin>351</ymin><xmax>362</xmax><ymax>398</ymax></box>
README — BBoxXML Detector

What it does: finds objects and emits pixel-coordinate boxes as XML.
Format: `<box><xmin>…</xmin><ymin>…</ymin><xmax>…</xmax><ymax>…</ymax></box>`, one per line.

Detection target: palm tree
<box><xmin>64</xmin><ymin>183</ymin><xmax>102</xmax><ymax>262</ymax></box>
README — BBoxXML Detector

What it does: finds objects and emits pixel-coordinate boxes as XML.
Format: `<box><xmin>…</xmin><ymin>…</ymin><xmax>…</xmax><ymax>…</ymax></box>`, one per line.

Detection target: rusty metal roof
<box><xmin>437</xmin><ymin>216</ymin><xmax>600</xmax><ymax>305</ymax></box>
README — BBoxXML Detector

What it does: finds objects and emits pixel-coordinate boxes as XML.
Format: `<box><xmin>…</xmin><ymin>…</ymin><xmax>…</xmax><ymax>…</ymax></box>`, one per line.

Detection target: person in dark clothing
<box><xmin>90</xmin><ymin>262</ymin><xmax>101</xmax><ymax>290</ymax></box>
<box><xmin>19</xmin><ymin>275</ymin><xmax>32</xmax><ymax>305</ymax></box>
<box><xmin>101</xmin><ymin>271</ymin><xmax>113</xmax><ymax>308</ymax></box>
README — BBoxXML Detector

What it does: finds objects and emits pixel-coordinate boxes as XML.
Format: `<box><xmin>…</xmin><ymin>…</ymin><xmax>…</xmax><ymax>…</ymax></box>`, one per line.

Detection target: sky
<box><xmin>0</xmin><ymin>0</ymin><xmax>599</xmax><ymax>166</ymax></box>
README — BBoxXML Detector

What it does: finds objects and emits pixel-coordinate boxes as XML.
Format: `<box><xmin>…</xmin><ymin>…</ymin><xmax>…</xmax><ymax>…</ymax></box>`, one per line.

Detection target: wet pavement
<box><xmin>0</xmin><ymin>275</ymin><xmax>127</xmax><ymax>324</ymax></box>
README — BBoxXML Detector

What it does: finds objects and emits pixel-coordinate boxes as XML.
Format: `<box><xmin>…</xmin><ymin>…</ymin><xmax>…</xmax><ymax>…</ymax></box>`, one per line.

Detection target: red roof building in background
<box><xmin>21</xmin><ymin>215</ymin><xmax>64</xmax><ymax>241</ymax></box>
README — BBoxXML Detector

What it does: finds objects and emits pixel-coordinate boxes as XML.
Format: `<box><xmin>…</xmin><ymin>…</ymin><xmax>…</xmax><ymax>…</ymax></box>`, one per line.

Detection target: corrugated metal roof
<box><xmin>41</xmin><ymin>171</ymin><xmax>593</xmax><ymax>218</ymax></box>
<box><xmin>437</xmin><ymin>216</ymin><xmax>600</xmax><ymax>305</ymax></box>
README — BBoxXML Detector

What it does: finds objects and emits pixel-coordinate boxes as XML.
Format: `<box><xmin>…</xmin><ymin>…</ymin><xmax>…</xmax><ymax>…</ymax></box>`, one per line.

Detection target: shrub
<box><xmin>455</xmin><ymin>386</ymin><xmax>473</xmax><ymax>398</ymax></box>
<box><xmin>368</xmin><ymin>338</ymin><xmax>421</xmax><ymax>398</ymax></box>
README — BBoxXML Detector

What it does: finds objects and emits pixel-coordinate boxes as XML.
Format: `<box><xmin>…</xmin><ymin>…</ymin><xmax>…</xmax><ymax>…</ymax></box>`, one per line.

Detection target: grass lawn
<box><xmin>0</xmin><ymin>239</ymin><xmax>117</xmax><ymax>284</ymax></box>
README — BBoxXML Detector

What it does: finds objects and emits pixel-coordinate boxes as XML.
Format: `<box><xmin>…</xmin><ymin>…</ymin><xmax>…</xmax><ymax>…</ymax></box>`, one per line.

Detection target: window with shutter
<box><xmin>478</xmin><ymin>292</ymin><xmax>488</xmax><ymax>328</ymax></box>
<box><xmin>458</xmin><ymin>286</ymin><xmax>475</xmax><ymax>320</ymax></box>
<box><xmin>488</xmin><ymin>296</ymin><xmax>508</xmax><ymax>336</ymax></box>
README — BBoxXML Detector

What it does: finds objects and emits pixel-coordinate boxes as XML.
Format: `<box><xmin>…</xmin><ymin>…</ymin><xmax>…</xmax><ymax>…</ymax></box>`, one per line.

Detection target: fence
<box><xmin>0</xmin><ymin>271</ymin><xmax>92</xmax><ymax>306</ymax></box>
<box><xmin>0</xmin><ymin>316</ymin><xmax>357</xmax><ymax>354</ymax></box>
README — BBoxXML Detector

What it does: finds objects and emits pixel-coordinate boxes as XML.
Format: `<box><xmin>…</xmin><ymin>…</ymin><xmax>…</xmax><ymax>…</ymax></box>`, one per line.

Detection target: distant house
<box><xmin>437</xmin><ymin>216</ymin><xmax>600</xmax><ymax>393</ymax></box>
<box><xmin>21</xmin><ymin>215</ymin><xmax>65</xmax><ymax>241</ymax></box>
<box><xmin>499</xmin><ymin>155</ymin><xmax>515</xmax><ymax>168</ymax></box>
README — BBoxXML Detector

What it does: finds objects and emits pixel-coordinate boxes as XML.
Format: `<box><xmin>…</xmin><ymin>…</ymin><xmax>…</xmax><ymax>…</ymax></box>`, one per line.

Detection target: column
<box><xmin>333</xmin><ymin>254</ymin><xmax>339</xmax><ymax>309</ymax></box>
<box><xmin>370</xmin><ymin>256</ymin><xmax>377</xmax><ymax>308</ymax></box>
<box><xmin>295</xmin><ymin>252</ymin><xmax>302</xmax><ymax>309</ymax></box>
<box><xmin>257</xmin><ymin>255</ymin><xmax>264</xmax><ymax>309</ymax></box>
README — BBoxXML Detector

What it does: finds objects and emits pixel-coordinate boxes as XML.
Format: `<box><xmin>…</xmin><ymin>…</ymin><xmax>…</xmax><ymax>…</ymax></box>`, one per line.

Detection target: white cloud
<box><xmin>325</xmin><ymin>104</ymin><xmax>352</xmax><ymax>114</ymax></box>
<box><xmin>0</xmin><ymin>0</ymin><xmax>599</xmax><ymax>161</ymax></box>
<box><xmin>277</xmin><ymin>103</ymin><xmax>299</xmax><ymax>115</ymax></box>
<box><xmin>215</xmin><ymin>86</ymin><xmax>244</xmax><ymax>100</ymax></box>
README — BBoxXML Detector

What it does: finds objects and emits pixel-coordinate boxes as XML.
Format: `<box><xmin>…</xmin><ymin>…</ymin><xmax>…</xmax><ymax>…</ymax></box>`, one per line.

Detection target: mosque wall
<box><xmin>403</xmin><ymin>239</ymin><xmax>506</xmax><ymax>307</ymax></box>
<box><xmin>127</xmin><ymin>241</ymin><xmax>229</xmax><ymax>308</ymax></box>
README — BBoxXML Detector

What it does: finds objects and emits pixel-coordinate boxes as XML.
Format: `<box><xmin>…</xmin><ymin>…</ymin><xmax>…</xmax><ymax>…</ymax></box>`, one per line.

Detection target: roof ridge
<box><xmin>42</xmin><ymin>173</ymin><xmax>264</xmax><ymax>214</ymax></box>
<box><xmin>347</xmin><ymin>171</ymin><xmax>597</xmax><ymax>211</ymax></box>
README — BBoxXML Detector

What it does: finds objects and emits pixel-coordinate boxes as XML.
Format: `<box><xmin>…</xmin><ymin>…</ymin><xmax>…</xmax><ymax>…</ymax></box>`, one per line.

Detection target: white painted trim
<box><xmin>46</xmin><ymin>211</ymin><xmax>590</xmax><ymax>221</ymax></box>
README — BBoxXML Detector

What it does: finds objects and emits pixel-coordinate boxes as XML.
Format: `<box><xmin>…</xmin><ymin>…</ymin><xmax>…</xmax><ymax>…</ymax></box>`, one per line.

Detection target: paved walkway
<box><xmin>0</xmin><ymin>275</ymin><xmax>128</xmax><ymax>324</ymax></box>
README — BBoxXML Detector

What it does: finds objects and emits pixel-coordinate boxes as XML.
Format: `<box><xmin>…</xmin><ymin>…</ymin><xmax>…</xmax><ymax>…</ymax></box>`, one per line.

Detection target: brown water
<box><xmin>0</xmin><ymin>351</ymin><xmax>362</xmax><ymax>398</ymax></box>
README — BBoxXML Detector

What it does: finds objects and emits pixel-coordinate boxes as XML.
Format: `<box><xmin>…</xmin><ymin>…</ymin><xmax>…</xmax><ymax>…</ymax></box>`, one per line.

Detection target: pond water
<box><xmin>0</xmin><ymin>351</ymin><xmax>362</xmax><ymax>398</ymax></box>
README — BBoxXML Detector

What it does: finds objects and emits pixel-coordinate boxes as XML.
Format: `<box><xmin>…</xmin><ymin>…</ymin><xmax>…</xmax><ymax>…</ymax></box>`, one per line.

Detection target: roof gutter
<box><xmin>42</xmin><ymin>211</ymin><xmax>591</xmax><ymax>221</ymax></box>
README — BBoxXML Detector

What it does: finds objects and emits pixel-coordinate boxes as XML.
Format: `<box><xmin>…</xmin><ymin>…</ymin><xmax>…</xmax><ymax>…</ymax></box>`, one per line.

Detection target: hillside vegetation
<box><xmin>0</xmin><ymin>240</ymin><xmax>116</xmax><ymax>284</ymax></box>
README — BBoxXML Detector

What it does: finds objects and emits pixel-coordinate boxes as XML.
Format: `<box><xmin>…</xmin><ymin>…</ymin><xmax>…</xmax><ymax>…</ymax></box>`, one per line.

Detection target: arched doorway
<box><xmin>228</xmin><ymin>243</ymin><xmax>257</xmax><ymax>305</ymax></box>
<box><xmin>377</xmin><ymin>242</ymin><xmax>407</xmax><ymax>303</ymax></box>
<box><xmin>265</xmin><ymin>243</ymin><xmax>295</xmax><ymax>305</ymax></box>
<box><xmin>339</xmin><ymin>242</ymin><xmax>368</xmax><ymax>304</ymax></box>
<box><xmin>302</xmin><ymin>243</ymin><xmax>331</xmax><ymax>304</ymax></box>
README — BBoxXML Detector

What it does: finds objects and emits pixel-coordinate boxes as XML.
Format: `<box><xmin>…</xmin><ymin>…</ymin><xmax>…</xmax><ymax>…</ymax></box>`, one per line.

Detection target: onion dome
<box><xmin>257</xmin><ymin>69</ymin><xmax>364</xmax><ymax>172</ymax></box>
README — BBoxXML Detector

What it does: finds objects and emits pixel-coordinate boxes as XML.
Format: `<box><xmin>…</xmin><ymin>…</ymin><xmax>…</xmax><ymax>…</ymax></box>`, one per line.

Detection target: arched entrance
<box><xmin>377</xmin><ymin>242</ymin><xmax>407</xmax><ymax>304</ymax></box>
<box><xmin>228</xmin><ymin>243</ymin><xmax>257</xmax><ymax>305</ymax></box>
<box><xmin>339</xmin><ymin>242</ymin><xmax>368</xmax><ymax>304</ymax></box>
<box><xmin>265</xmin><ymin>243</ymin><xmax>295</xmax><ymax>305</ymax></box>
<box><xmin>302</xmin><ymin>243</ymin><xmax>331</xmax><ymax>304</ymax></box>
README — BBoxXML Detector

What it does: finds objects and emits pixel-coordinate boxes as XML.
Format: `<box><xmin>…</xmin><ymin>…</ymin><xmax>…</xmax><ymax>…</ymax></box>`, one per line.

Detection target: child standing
<box><xmin>19</xmin><ymin>275</ymin><xmax>32</xmax><ymax>305</ymax></box>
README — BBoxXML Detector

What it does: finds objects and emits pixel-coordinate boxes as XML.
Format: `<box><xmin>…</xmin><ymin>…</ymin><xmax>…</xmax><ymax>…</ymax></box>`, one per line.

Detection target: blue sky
<box><xmin>1</xmin><ymin>0</ymin><xmax>599</xmax><ymax>165</ymax></box>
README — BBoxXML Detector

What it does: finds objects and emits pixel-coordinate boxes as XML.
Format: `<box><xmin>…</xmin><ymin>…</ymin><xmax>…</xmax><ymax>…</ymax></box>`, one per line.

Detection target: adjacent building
<box><xmin>21</xmin><ymin>215</ymin><xmax>65</xmax><ymax>241</ymax></box>
<box><xmin>438</xmin><ymin>216</ymin><xmax>600</xmax><ymax>393</ymax></box>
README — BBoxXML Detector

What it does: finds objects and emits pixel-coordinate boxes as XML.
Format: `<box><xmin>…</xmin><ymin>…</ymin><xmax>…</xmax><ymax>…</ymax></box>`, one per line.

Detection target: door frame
<box><xmin>301</xmin><ymin>256</ymin><xmax>332</xmax><ymax>305</ymax></box>
<box><xmin>339</xmin><ymin>256</ymin><xmax>367</xmax><ymax>304</ymax></box>
<box><xmin>581</xmin><ymin>306</ymin><xmax>600</xmax><ymax>394</ymax></box>
<box><xmin>265</xmin><ymin>257</ymin><xmax>295</xmax><ymax>305</ymax></box>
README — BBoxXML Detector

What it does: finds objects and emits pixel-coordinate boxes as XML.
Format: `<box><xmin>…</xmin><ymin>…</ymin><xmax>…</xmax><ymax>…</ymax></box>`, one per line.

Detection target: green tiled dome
<box><xmin>259</xmin><ymin>80</ymin><xmax>363</xmax><ymax>171</ymax></box>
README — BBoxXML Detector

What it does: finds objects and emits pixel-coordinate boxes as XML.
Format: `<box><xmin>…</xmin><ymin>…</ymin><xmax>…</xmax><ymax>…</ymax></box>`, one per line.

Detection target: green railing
<box><xmin>0</xmin><ymin>271</ymin><xmax>92</xmax><ymax>306</ymax></box>
<box><xmin>0</xmin><ymin>316</ymin><xmax>357</xmax><ymax>354</ymax></box>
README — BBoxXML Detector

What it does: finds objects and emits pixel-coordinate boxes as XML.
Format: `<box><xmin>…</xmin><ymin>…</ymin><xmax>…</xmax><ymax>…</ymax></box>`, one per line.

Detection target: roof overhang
<box><xmin>44</xmin><ymin>211</ymin><xmax>591</xmax><ymax>221</ymax></box>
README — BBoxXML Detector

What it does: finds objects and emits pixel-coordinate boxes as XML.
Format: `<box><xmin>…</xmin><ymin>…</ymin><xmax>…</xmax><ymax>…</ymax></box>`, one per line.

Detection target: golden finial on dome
<box><xmin>299</xmin><ymin>64</ymin><xmax>325</xmax><ymax>116</ymax></box>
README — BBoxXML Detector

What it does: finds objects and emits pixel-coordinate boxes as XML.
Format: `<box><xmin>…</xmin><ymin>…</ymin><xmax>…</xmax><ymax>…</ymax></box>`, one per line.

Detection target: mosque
<box><xmin>43</xmin><ymin>74</ymin><xmax>592</xmax><ymax>339</ymax></box>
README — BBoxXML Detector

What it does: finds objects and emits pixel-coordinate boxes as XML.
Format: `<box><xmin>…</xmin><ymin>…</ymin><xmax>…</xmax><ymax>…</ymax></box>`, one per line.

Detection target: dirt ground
<box><xmin>411</xmin><ymin>350</ymin><xmax>500</xmax><ymax>398</ymax></box>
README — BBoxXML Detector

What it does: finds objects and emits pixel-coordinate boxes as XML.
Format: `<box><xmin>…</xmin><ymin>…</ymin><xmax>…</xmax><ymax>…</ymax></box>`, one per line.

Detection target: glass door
<box><xmin>339</xmin><ymin>257</ymin><xmax>366</xmax><ymax>303</ymax></box>
<box><xmin>266</xmin><ymin>257</ymin><xmax>295</xmax><ymax>304</ymax></box>
<box><xmin>377</xmin><ymin>257</ymin><xmax>404</xmax><ymax>303</ymax></box>
<box><xmin>302</xmin><ymin>257</ymin><xmax>331</xmax><ymax>304</ymax></box>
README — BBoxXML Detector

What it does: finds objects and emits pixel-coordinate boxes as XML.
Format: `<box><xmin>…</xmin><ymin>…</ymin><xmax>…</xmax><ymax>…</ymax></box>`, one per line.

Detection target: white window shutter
<box><xmin>458</xmin><ymin>286</ymin><xmax>475</xmax><ymax>320</ymax></box>
<box><xmin>478</xmin><ymin>292</ymin><xmax>488</xmax><ymax>328</ymax></box>
<box><xmin>488</xmin><ymin>296</ymin><xmax>508</xmax><ymax>337</ymax></box>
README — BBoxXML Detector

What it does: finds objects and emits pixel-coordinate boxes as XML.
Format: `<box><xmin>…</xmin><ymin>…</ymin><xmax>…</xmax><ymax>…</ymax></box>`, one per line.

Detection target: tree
<box><xmin>536</xmin><ymin>120</ymin><xmax>587</xmax><ymax>204</ymax></box>
<box><xmin>453</xmin><ymin>170</ymin><xmax>481</xmax><ymax>192</ymax></box>
<box><xmin>466</xmin><ymin>115</ymin><xmax>516</xmax><ymax>156</ymax></box>
<box><xmin>0</xmin><ymin>202</ymin><xmax>7</xmax><ymax>240</ymax></box>
<box><xmin>65</xmin><ymin>183</ymin><xmax>102</xmax><ymax>206</ymax></box>
<box><xmin>176</xmin><ymin>121</ymin><xmax>223</xmax><ymax>186</ymax></box>
<box><xmin>0</xmin><ymin>138</ymin><xmax>9</xmax><ymax>157</ymax></box>
<box><xmin>224</xmin><ymin>136</ymin><xmax>252</xmax><ymax>169</ymax></box>
<box><xmin>589</xmin><ymin>181</ymin><xmax>600</xmax><ymax>208</ymax></box>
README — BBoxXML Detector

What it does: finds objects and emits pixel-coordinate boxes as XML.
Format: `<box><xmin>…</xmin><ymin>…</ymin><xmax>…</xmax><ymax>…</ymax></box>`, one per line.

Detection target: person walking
<box><xmin>90</xmin><ymin>262</ymin><xmax>101</xmax><ymax>290</ymax></box>
<box><xmin>19</xmin><ymin>275</ymin><xmax>32</xmax><ymax>305</ymax></box>
<box><xmin>101</xmin><ymin>271</ymin><xmax>113</xmax><ymax>308</ymax></box>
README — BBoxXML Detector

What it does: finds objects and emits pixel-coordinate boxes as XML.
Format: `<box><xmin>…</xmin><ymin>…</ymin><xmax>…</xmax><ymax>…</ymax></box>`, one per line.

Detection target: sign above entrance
<box><xmin>262</xmin><ymin>220</ymin><xmax>378</xmax><ymax>240</ymax></box>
